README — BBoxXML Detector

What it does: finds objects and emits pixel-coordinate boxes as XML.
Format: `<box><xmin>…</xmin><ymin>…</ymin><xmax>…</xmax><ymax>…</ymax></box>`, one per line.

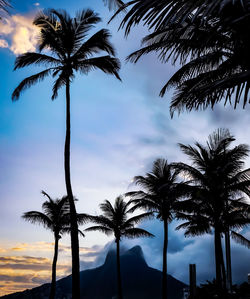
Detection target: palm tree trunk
<box><xmin>214</xmin><ymin>227</ymin><xmax>222</xmax><ymax>289</ymax></box>
<box><xmin>162</xmin><ymin>219</ymin><xmax>168</xmax><ymax>299</ymax></box>
<box><xmin>49</xmin><ymin>235</ymin><xmax>59</xmax><ymax>299</ymax></box>
<box><xmin>218</xmin><ymin>233</ymin><xmax>226</xmax><ymax>290</ymax></box>
<box><xmin>65</xmin><ymin>77</ymin><xmax>80</xmax><ymax>299</ymax></box>
<box><xmin>116</xmin><ymin>239</ymin><xmax>123</xmax><ymax>299</ymax></box>
<box><xmin>225</xmin><ymin>229</ymin><xmax>232</xmax><ymax>292</ymax></box>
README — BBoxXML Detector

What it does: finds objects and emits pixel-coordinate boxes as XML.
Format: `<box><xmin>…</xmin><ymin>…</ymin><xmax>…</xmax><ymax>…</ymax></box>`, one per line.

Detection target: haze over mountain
<box><xmin>0</xmin><ymin>246</ymin><xmax>186</xmax><ymax>299</ymax></box>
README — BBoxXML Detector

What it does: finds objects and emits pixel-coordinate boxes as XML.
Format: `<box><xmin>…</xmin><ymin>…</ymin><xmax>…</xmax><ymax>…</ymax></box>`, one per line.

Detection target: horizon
<box><xmin>1</xmin><ymin>0</ymin><xmax>250</xmax><ymax>297</ymax></box>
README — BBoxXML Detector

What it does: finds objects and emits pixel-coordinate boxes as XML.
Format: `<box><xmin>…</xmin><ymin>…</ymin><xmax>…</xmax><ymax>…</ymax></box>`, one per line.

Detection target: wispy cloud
<box><xmin>0</xmin><ymin>13</ymin><xmax>39</xmax><ymax>55</ymax></box>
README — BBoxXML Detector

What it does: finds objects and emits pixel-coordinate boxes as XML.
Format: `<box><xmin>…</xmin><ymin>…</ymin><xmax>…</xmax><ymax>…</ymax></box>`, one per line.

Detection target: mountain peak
<box><xmin>127</xmin><ymin>245</ymin><xmax>144</xmax><ymax>258</ymax></box>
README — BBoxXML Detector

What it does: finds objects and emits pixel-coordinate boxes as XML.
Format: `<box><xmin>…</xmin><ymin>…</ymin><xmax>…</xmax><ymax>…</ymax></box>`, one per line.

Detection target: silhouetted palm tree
<box><xmin>126</xmin><ymin>158</ymin><xmax>186</xmax><ymax>299</ymax></box>
<box><xmin>12</xmin><ymin>9</ymin><xmax>121</xmax><ymax>298</ymax></box>
<box><xmin>173</xmin><ymin>129</ymin><xmax>250</xmax><ymax>290</ymax></box>
<box><xmin>85</xmin><ymin>196</ymin><xmax>153</xmax><ymax>299</ymax></box>
<box><xmin>22</xmin><ymin>191</ymin><xmax>84</xmax><ymax>299</ymax></box>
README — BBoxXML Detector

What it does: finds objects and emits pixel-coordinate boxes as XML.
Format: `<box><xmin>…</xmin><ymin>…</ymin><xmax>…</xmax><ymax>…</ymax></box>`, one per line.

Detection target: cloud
<box><xmin>0</xmin><ymin>13</ymin><xmax>39</xmax><ymax>55</ymax></box>
<box><xmin>0</xmin><ymin>39</ymin><xmax>8</xmax><ymax>48</ymax></box>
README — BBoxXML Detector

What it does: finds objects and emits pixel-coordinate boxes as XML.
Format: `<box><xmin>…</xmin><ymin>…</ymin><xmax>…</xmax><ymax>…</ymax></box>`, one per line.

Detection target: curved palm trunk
<box><xmin>65</xmin><ymin>78</ymin><xmax>80</xmax><ymax>299</ymax></box>
<box><xmin>49</xmin><ymin>235</ymin><xmax>59</xmax><ymax>299</ymax></box>
<box><xmin>162</xmin><ymin>219</ymin><xmax>168</xmax><ymax>299</ymax></box>
<box><xmin>225</xmin><ymin>229</ymin><xmax>232</xmax><ymax>292</ymax></box>
<box><xmin>116</xmin><ymin>240</ymin><xmax>123</xmax><ymax>299</ymax></box>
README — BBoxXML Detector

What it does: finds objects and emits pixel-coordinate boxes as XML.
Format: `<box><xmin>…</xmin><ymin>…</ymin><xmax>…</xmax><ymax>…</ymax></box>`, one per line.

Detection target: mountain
<box><xmin>1</xmin><ymin>246</ymin><xmax>186</xmax><ymax>299</ymax></box>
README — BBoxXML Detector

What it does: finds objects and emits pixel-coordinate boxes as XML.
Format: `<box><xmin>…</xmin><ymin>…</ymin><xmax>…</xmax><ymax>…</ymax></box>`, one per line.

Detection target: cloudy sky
<box><xmin>1</xmin><ymin>0</ymin><xmax>250</xmax><ymax>296</ymax></box>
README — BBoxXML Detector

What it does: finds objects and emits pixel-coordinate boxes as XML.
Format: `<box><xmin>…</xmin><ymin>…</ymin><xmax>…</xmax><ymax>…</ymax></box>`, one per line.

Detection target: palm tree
<box><xmin>85</xmin><ymin>196</ymin><xmax>153</xmax><ymax>299</ymax></box>
<box><xmin>22</xmin><ymin>191</ymin><xmax>84</xmax><ymax>299</ymax></box>
<box><xmin>12</xmin><ymin>9</ymin><xmax>121</xmax><ymax>298</ymax></box>
<box><xmin>173</xmin><ymin>129</ymin><xmax>250</xmax><ymax>291</ymax></box>
<box><xmin>126</xmin><ymin>158</ymin><xmax>186</xmax><ymax>299</ymax></box>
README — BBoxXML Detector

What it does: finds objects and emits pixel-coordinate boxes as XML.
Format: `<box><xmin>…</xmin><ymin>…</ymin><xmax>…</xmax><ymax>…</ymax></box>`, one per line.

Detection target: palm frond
<box><xmin>22</xmin><ymin>211</ymin><xmax>52</xmax><ymax>229</ymax></box>
<box><xmin>12</xmin><ymin>68</ymin><xmax>53</xmax><ymax>101</ymax></box>
<box><xmin>124</xmin><ymin>227</ymin><xmax>154</xmax><ymax>238</ymax></box>
<box><xmin>78</xmin><ymin>56</ymin><xmax>121</xmax><ymax>80</ymax></box>
<box><xmin>84</xmin><ymin>225</ymin><xmax>113</xmax><ymax>236</ymax></box>
<box><xmin>14</xmin><ymin>53</ymin><xmax>60</xmax><ymax>70</ymax></box>
<box><xmin>231</xmin><ymin>231</ymin><xmax>250</xmax><ymax>249</ymax></box>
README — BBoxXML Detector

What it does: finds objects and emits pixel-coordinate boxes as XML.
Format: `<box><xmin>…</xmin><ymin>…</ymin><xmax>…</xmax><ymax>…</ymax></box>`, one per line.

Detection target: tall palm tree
<box><xmin>85</xmin><ymin>196</ymin><xmax>153</xmax><ymax>299</ymax></box>
<box><xmin>173</xmin><ymin>129</ymin><xmax>250</xmax><ymax>290</ymax></box>
<box><xmin>12</xmin><ymin>9</ymin><xmax>121</xmax><ymax>298</ymax></box>
<box><xmin>126</xmin><ymin>158</ymin><xmax>186</xmax><ymax>299</ymax></box>
<box><xmin>22</xmin><ymin>191</ymin><xmax>84</xmax><ymax>299</ymax></box>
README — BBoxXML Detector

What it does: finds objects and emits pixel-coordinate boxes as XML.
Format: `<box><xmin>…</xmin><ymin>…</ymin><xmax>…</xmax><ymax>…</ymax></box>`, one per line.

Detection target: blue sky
<box><xmin>1</xmin><ymin>0</ymin><xmax>250</xmax><ymax>295</ymax></box>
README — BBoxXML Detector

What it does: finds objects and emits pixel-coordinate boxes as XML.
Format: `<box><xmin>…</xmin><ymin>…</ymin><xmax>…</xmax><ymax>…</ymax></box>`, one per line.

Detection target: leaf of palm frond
<box><xmin>169</xmin><ymin>69</ymin><xmax>250</xmax><ymax>114</ymax></box>
<box><xmin>12</xmin><ymin>68</ymin><xmax>53</xmax><ymax>101</ymax></box>
<box><xmin>22</xmin><ymin>211</ymin><xmax>52</xmax><ymax>229</ymax></box>
<box><xmin>124</xmin><ymin>227</ymin><xmax>154</xmax><ymax>238</ymax></box>
<box><xmin>76</xmin><ymin>213</ymin><xmax>97</xmax><ymax>225</ymax></box>
<box><xmin>103</xmin><ymin>0</ymin><xmax>125</xmax><ymax>11</ymax></box>
<box><xmin>88</xmin><ymin>215</ymin><xmax>114</xmax><ymax>229</ymax></box>
<box><xmin>14</xmin><ymin>53</ymin><xmax>60</xmax><ymax>70</ymax></box>
<box><xmin>73</xmin><ymin>29</ymin><xmax>116</xmax><ymax>59</ymax></box>
<box><xmin>166</xmin><ymin>51</ymin><xmax>227</xmax><ymax>89</ymax></box>
<box><xmin>84</xmin><ymin>225</ymin><xmax>113</xmax><ymax>236</ymax></box>
<box><xmin>51</xmin><ymin>72</ymin><xmax>66</xmax><ymax>100</ymax></box>
<box><xmin>171</xmin><ymin>161</ymin><xmax>204</xmax><ymax>183</ymax></box>
<box><xmin>127</xmin><ymin>198</ymin><xmax>159</xmax><ymax>213</ymax></box>
<box><xmin>231</xmin><ymin>231</ymin><xmax>250</xmax><ymax>248</ymax></box>
<box><xmin>73</xmin><ymin>9</ymin><xmax>100</xmax><ymax>48</ymax></box>
<box><xmin>78</xmin><ymin>56</ymin><xmax>121</xmax><ymax>80</ymax></box>
<box><xmin>125</xmin><ymin>190</ymin><xmax>149</xmax><ymax>200</ymax></box>
<box><xmin>41</xmin><ymin>190</ymin><xmax>52</xmax><ymax>201</ymax></box>
<box><xmin>123</xmin><ymin>212</ymin><xmax>153</xmax><ymax>227</ymax></box>
<box><xmin>100</xmin><ymin>200</ymin><xmax>115</xmax><ymax>218</ymax></box>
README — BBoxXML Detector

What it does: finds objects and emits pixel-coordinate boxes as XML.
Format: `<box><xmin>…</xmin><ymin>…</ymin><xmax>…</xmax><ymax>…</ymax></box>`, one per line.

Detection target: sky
<box><xmin>1</xmin><ymin>0</ymin><xmax>250</xmax><ymax>296</ymax></box>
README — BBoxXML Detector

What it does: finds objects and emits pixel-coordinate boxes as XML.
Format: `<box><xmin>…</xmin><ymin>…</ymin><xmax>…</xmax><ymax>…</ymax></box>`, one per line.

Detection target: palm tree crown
<box><xmin>22</xmin><ymin>191</ymin><xmax>70</xmax><ymax>237</ymax></box>
<box><xmin>85</xmin><ymin>196</ymin><xmax>153</xmax><ymax>241</ymax></box>
<box><xmin>12</xmin><ymin>8</ymin><xmax>121</xmax><ymax>101</ymax></box>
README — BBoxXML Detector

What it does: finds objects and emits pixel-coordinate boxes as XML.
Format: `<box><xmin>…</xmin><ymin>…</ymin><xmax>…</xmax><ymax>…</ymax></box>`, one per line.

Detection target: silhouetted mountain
<box><xmin>1</xmin><ymin>246</ymin><xmax>186</xmax><ymax>299</ymax></box>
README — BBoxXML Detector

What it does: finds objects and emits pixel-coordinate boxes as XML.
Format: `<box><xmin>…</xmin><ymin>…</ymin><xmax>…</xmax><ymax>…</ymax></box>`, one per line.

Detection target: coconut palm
<box><xmin>173</xmin><ymin>129</ymin><xmax>250</xmax><ymax>290</ymax></box>
<box><xmin>12</xmin><ymin>9</ymin><xmax>121</xmax><ymax>298</ymax></box>
<box><xmin>126</xmin><ymin>158</ymin><xmax>186</xmax><ymax>299</ymax></box>
<box><xmin>22</xmin><ymin>191</ymin><xmax>84</xmax><ymax>299</ymax></box>
<box><xmin>85</xmin><ymin>196</ymin><xmax>153</xmax><ymax>299</ymax></box>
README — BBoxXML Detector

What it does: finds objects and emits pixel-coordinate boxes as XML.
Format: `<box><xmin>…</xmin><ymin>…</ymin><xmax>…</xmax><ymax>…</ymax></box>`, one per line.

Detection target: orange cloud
<box><xmin>0</xmin><ymin>13</ymin><xmax>39</xmax><ymax>55</ymax></box>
